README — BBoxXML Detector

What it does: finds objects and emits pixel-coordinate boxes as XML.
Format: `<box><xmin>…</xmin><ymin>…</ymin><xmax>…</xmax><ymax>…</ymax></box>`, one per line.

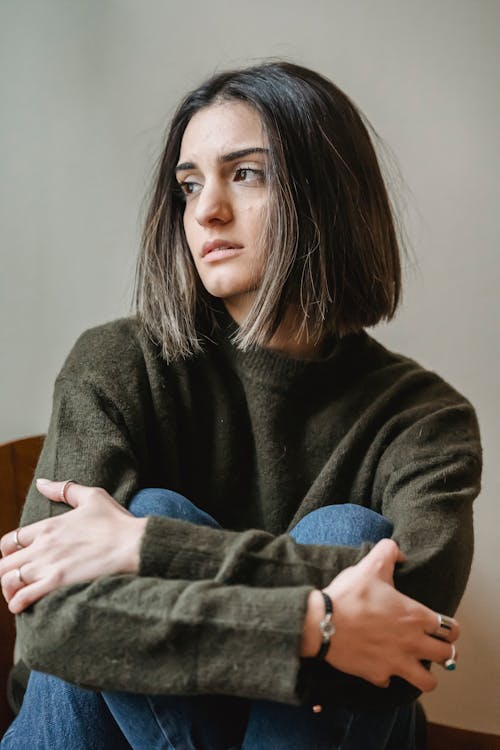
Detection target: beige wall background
<box><xmin>1</xmin><ymin>0</ymin><xmax>498</xmax><ymax>735</ymax></box>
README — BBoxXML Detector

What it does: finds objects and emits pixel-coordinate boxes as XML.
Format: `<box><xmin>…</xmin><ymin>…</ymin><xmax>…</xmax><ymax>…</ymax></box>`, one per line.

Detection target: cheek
<box><xmin>182</xmin><ymin>206</ymin><xmax>192</xmax><ymax>234</ymax></box>
<box><xmin>182</xmin><ymin>208</ymin><xmax>197</xmax><ymax>247</ymax></box>
<box><xmin>246</xmin><ymin>200</ymin><xmax>268</xmax><ymax>253</ymax></box>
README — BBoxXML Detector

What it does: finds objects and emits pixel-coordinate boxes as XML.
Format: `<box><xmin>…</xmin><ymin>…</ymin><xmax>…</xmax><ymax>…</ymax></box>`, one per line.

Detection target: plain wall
<box><xmin>1</xmin><ymin>0</ymin><xmax>498</xmax><ymax>734</ymax></box>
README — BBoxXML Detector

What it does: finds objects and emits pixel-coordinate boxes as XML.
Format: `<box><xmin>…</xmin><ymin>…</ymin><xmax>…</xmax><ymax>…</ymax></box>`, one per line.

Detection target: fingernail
<box><xmin>36</xmin><ymin>478</ymin><xmax>51</xmax><ymax>486</ymax></box>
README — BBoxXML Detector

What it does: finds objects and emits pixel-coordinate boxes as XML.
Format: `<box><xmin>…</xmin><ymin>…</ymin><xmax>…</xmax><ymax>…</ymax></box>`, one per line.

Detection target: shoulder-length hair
<box><xmin>136</xmin><ymin>61</ymin><xmax>402</xmax><ymax>361</ymax></box>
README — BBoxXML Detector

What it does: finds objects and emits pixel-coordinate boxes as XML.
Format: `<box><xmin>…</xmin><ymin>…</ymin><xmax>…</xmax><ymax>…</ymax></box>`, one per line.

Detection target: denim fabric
<box><xmin>289</xmin><ymin>502</ymin><xmax>392</xmax><ymax>546</ymax></box>
<box><xmin>1</xmin><ymin>670</ymin><xmax>131</xmax><ymax>750</ymax></box>
<box><xmin>1</xmin><ymin>490</ymin><xmax>415</xmax><ymax>750</ymax></box>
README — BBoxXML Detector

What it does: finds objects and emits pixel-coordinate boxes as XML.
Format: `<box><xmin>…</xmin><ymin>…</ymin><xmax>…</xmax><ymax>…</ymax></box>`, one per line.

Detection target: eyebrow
<box><xmin>175</xmin><ymin>147</ymin><xmax>269</xmax><ymax>173</ymax></box>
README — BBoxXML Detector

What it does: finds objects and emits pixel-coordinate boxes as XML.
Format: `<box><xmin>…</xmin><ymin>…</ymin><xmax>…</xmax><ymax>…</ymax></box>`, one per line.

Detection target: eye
<box><xmin>233</xmin><ymin>167</ymin><xmax>265</xmax><ymax>184</ymax></box>
<box><xmin>177</xmin><ymin>179</ymin><xmax>202</xmax><ymax>197</ymax></box>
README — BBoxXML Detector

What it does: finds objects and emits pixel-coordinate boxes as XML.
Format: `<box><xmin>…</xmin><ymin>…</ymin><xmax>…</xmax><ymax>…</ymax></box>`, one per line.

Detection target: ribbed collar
<box><xmin>211</xmin><ymin>305</ymin><xmax>368</xmax><ymax>391</ymax></box>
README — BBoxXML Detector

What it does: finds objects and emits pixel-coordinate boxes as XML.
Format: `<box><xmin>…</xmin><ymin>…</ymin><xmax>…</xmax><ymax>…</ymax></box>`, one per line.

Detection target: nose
<box><xmin>194</xmin><ymin>179</ymin><xmax>233</xmax><ymax>227</ymax></box>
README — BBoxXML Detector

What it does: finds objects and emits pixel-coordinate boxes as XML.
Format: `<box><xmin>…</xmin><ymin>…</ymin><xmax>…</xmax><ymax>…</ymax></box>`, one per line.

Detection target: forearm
<box><xmin>15</xmin><ymin>565</ymin><xmax>427</xmax><ymax>711</ymax></box>
<box><xmin>17</xmin><ymin>575</ymin><xmax>311</xmax><ymax>704</ymax></box>
<box><xmin>140</xmin><ymin>514</ymin><xmax>368</xmax><ymax>587</ymax></box>
<box><xmin>382</xmin><ymin>451</ymin><xmax>478</xmax><ymax>615</ymax></box>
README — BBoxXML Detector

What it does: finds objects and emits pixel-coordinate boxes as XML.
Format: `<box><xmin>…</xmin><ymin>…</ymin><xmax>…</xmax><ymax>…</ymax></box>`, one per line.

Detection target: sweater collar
<box><xmin>211</xmin><ymin>305</ymin><xmax>367</xmax><ymax>389</ymax></box>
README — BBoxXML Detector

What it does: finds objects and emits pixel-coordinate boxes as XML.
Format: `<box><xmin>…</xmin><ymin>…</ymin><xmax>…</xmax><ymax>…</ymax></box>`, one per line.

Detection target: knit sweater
<box><xmin>13</xmin><ymin>314</ymin><xmax>482</xmax><ymax>711</ymax></box>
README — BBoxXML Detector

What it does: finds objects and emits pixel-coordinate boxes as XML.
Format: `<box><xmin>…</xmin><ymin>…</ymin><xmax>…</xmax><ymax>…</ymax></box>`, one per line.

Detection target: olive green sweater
<box><xmin>13</xmin><ymin>315</ymin><xmax>481</xmax><ymax>710</ymax></box>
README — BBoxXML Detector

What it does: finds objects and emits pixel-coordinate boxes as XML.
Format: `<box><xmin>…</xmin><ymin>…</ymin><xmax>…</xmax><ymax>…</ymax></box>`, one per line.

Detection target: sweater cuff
<box><xmin>185</xmin><ymin>582</ymin><xmax>313</xmax><ymax>704</ymax></box>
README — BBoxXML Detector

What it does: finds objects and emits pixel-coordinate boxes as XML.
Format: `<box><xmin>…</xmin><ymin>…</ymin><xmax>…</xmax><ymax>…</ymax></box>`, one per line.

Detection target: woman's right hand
<box><xmin>301</xmin><ymin>539</ymin><xmax>459</xmax><ymax>692</ymax></box>
<box><xmin>0</xmin><ymin>480</ymin><xmax>147</xmax><ymax>614</ymax></box>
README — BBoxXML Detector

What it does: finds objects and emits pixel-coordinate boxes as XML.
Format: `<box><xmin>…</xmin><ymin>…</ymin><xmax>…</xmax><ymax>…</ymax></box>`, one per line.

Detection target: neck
<box><xmin>266</xmin><ymin>321</ymin><xmax>325</xmax><ymax>361</ymax></box>
<box><xmin>223</xmin><ymin>300</ymin><xmax>326</xmax><ymax>361</ymax></box>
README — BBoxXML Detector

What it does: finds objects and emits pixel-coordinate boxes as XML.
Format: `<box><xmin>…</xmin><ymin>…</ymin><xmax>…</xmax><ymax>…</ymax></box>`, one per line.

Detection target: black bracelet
<box><xmin>315</xmin><ymin>591</ymin><xmax>335</xmax><ymax>660</ymax></box>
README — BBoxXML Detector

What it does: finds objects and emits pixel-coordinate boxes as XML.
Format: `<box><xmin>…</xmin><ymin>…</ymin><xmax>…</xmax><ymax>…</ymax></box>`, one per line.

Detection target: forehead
<box><xmin>178</xmin><ymin>101</ymin><xmax>266</xmax><ymax>163</ymax></box>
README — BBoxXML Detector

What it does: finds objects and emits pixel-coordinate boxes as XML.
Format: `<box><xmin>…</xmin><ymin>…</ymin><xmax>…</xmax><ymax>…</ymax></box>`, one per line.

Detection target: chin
<box><xmin>200</xmin><ymin>275</ymin><xmax>258</xmax><ymax>301</ymax></box>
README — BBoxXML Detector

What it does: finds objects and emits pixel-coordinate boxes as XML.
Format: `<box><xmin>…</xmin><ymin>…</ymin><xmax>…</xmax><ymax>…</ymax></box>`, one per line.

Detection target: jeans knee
<box><xmin>128</xmin><ymin>488</ymin><xmax>221</xmax><ymax>528</ymax></box>
<box><xmin>290</xmin><ymin>503</ymin><xmax>393</xmax><ymax>546</ymax></box>
<box><xmin>128</xmin><ymin>488</ymin><xmax>184</xmax><ymax>518</ymax></box>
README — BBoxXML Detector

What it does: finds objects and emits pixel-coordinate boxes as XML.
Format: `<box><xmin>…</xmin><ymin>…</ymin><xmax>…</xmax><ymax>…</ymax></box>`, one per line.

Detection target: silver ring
<box><xmin>433</xmin><ymin>612</ymin><xmax>454</xmax><ymax>640</ymax></box>
<box><xmin>17</xmin><ymin>567</ymin><xmax>26</xmax><ymax>585</ymax></box>
<box><xmin>14</xmin><ymin>528</ymin><xmax>25</xmax><ymax>549</ymax></box>
<box><xmin>60</xmin><ymin>479</ymin><xmax>76</xmax><ymax>503</ymax></box>
<box><xmin>444</xmin><ymin>643</ymin><xmax>457</xmax><ymax>671</ymax></box>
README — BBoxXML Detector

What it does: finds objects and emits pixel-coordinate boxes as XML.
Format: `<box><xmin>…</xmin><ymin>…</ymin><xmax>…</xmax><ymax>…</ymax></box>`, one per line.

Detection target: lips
<box><xmin>201</xmin><ymin>239</ymin><xmax>243</xmax><ymax>258</ymax></box>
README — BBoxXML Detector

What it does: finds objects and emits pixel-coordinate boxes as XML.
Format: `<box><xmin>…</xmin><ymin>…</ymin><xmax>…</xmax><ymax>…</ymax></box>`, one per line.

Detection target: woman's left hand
<box><xmin>0</xmin><ymin>479</ymin><xmax>147</xmax><ymax>614</ymax></box>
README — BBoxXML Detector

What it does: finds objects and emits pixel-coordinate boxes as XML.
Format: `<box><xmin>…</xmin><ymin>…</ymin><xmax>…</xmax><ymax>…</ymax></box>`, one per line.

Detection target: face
<box><xmin>176</xmin><ymin>101</ymin><xmax>269</xmax><ymax>324</ymax></box>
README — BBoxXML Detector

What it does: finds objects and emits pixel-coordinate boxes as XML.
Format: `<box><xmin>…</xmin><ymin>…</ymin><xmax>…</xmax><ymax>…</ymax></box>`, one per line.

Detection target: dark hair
<box><xmin>136</xmin><ymin>61</ymin><xmax>402</xmax><ymax>360</ymax></box>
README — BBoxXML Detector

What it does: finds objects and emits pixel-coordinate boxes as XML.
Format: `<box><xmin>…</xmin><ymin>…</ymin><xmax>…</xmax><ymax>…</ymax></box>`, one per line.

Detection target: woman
<box><xmin>0</xmin><ymin>62</ymin><xmax>481</xmax><ymax>749</ymax></box>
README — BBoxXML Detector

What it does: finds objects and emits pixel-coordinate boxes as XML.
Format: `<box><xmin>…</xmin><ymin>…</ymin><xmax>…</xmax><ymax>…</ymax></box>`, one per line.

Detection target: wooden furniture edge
<box><xmin>428</xmin><ymin>721</ymin><xmax>500</xmax><ymax>749</ymax></box>
<box><xmin>0</xmin><ymin>435</ymin><xmax>45</xmax><ymax>735</ymax></box>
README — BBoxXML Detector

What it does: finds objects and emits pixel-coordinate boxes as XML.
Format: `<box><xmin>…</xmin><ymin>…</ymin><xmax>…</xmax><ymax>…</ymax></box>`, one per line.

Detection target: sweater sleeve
<box><xmin>375</xmin><ymin>398</ymin><xmax>482</xmax><ymax>615</ymax></box>
<box><xmin>16</xmin><ymin>367</ymin><xmax>314</xmax><ymax>704</ymax></box>
<box><xmin>15</xmin><ymin>329</ymin><xmax>481</xmax><ymax>709</ymax></box>
<box><xmin>9</xmin><ymin>369</ymin><xmax>378</xmax><ymax>708</ymax></box>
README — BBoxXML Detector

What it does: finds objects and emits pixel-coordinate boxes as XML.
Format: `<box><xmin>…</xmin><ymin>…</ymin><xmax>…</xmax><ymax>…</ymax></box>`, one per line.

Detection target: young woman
<box><xmin>0</xmin><ymin>62</ymin><xmax>481</xmax><ymax>749</ymax></box>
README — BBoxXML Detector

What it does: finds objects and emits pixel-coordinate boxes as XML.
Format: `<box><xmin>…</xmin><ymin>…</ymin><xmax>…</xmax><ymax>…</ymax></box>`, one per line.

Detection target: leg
<box><xmin>243</xmin><ymin>504</ymin><xmax>416</xmax><ymax>750</ymax></box>
<box><xmin>0</xmin><ymin>670</ymin><xmax>131</xmax><ymax>750</ymax></box>
<box><xmin>2</xmin><ymin>489</ymin><xmax>247</xmax><ymax>750</ymax></box>
<box><xmin>289</xmin><ymin>502</ymin><xmax>393</xmax><ymax>545</ymax></box>
<box><xmin>102</xmin><ymin>488</ymin><xmax>249</xmax><ymax>750</ymax></box>
<box><xmin>127</xmin><ymin>488</ymin><xmax>221</xmax><ymax>529</ymax></box>
<box><xmin>103</xmin><ymin>692</ymin><xmax>248</xmax><ymax>750</ymax></box>
<box><xmin>242</xmin><ymin>701</ymin><xmax>354</xmax><ymax>750</ymax></box>
<box><xmin>243</xmin><ymin>700</ymin><xmax>416</xmax><ymax>750</ymax></box>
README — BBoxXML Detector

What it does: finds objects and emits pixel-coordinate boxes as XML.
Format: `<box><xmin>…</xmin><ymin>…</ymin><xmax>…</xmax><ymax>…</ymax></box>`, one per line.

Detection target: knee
<box><xmin>128</xmin><ymin>488</ymin><xmax>220</xmax><ymax>528</ymax></box>
<box><xmin>128</xmin><ymin>488</ymin><xmax>187</xmax><ymax>518</ymax></box>
<box><xmin>290</xmin><ymin>503</ymin><xmax>393</xmax><ymax>546</ymax></box>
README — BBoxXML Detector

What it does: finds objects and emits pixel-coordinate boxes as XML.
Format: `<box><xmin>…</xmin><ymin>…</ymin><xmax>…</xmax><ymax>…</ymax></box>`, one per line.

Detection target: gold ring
<box><xmin>13</xmin><ymin>528</ymin><xmax>24</xmax><ymax>549</ymax></box>
<box><xmin>60</xmin><ymin>479</ymin><xmax>76</xmax><ymax>503</ymax></box>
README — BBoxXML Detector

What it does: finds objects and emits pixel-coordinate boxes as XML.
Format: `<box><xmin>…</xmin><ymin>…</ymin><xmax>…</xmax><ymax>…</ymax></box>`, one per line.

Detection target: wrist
<box><xmin>123</xmin><ymin>516</ymin><xmax>148</xmax><ymax>573</ymax></box>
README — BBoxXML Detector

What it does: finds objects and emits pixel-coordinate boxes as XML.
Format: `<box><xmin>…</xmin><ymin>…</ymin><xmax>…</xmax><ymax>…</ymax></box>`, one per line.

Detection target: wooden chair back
<box><xmin>0</xmin><ymin>435</ymin><xmax>44</xmax><ymax>735</ymax></box>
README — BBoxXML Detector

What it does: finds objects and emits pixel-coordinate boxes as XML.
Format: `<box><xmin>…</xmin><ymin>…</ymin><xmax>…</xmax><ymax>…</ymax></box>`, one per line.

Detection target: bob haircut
<box><xmin>136</xmin><ymin>61</ymin><xmax>402</xmax><ymax>361</ymax></box>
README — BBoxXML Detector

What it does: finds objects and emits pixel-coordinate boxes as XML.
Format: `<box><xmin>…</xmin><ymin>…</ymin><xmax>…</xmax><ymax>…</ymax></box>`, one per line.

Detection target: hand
<box><xmin>301</xmin><ymin>539</ymin><xmax>459</xmax><ymax>692</ymax></box>
<box><xmin>0</xmin><ymin>479</ymin><xmax>147</xmax><ymax>614</ymax></box>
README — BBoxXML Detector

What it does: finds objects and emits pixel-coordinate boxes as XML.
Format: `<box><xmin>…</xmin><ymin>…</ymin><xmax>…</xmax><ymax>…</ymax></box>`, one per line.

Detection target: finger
<box><xmin>0</xmin><ymin>516</ymin><xmax>63</xmax><ymax>571</ymax></box>
<box><xmin>358</xmin><ymin>538</ymin><xmax>401</xmax><ymax>583</ymax></box>
<box><xmin>36</xmin><ymin>478</ymin><xmax>81</xmax><ymax>508</ymax></box>
<box><xmin>1</xmin><ymin>527</ymin><xmax>27</xmax><ymax>558</ymax></box>
<box><xmin>1</xmin><ymin>566</ymin><xmax>28</xmax><ymax>602</ymax></box>
<box><xmin>425</xmin><ymin>611</ymin><xmax>460</xmax><ymax>643</ymax></box>
<box><xmin>421</xmin><ymin>634</ymin><xmax>459</xmax><ymax>664</ymax></box>
<box><xmin>397</xmin><ymin>660</ymin><xmax>438</xmax><ymax>693</ymax></box>
<box><xmin>0</xmin><ymin>546</ymin><xmax>32</xmax><ymax>579</ymax></box>
<box><xmin>372</xmin><ymin>677</ymin><xmax>391</xmax><ymax>689</ymax></box>
<box><xmin>8</xmin><ymin>578</ymin><xmax>55</xmax><ymax>614</ymax></box>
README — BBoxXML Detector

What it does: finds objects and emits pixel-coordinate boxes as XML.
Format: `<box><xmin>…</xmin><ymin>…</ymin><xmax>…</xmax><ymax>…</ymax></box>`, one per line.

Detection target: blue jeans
<box><xmin>1</xmin><ymin>491</ymin><xmax>416</xmax><ymax>749</ymax></box>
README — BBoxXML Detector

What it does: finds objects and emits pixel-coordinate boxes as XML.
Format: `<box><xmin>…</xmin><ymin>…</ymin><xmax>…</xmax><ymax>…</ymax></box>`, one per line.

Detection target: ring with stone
<box><xmin>443</xmin><ymin>643</ymin><xmax>457</xmax><ymax>671</ymax></box>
